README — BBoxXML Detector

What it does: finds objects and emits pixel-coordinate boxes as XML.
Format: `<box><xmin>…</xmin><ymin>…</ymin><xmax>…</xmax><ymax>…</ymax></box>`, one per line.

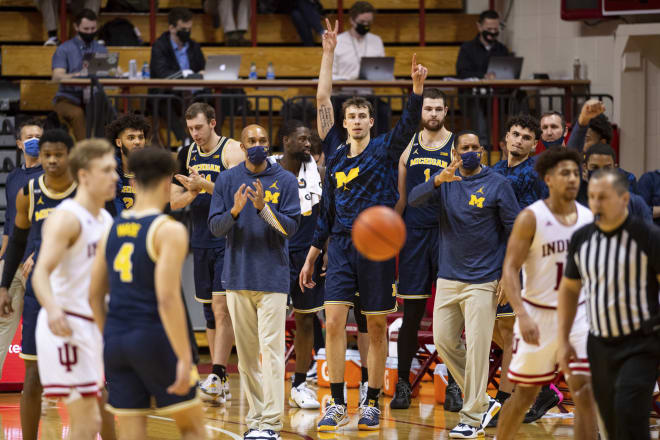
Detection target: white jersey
<box><xmin>522</xmin><ymin>200</ymin><xmax>593</xmax><ymax>308</ymax></box>
<box><xmin>49</xmin><ymin>199</ymin><xmax>113</xmax><ymax>317</ymax></box>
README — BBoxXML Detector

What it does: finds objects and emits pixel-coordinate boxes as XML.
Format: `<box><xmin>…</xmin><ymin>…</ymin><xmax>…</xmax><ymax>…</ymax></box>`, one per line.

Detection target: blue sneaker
<box><xmin>357</xmin><ymin>400</ymin><xmax>381</xmax><ymax>430</ymax></box>
<box><xmin>317</xmin><ymin>400</ymin><xmax>348</xmax><ymax>432</ymax></box>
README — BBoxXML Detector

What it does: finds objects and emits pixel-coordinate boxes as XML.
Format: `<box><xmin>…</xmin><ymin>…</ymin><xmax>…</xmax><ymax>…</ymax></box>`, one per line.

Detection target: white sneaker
<box><xmin>245</xmin><ymin>429</ymin><xmax>281</xmax><ymax>439</ymax></box>
<box><xmin>359</xmin><ymin>381</ymin><xmax>368</xmax><ymax>406</ymax></box>
<box><xmin>222</xmin><ymin>375</ymin><xmax>231</xmax><ymax>400</ymax></box>
<box><xmin>449</xmin><ymin>423</ymin><xmax>481</xmax><ymax>438</ymax></box>
<box><xmin>200</xmin><ymin>373</ymin><xmax>225</xmax><ymax>403</ymax></box>
<box><xmin>289</xmin><ymin>382</ymin><xmax>321</xmax><ymax>409</ymax></box>
<box><xmin>44</xmin><ymin>36</ymin><xmax>59</xmax><ymax>46</ymax></box>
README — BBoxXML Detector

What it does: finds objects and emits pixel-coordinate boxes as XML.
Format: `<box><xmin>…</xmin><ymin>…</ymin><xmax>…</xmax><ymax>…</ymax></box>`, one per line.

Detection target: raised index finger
<box><xmin>411</xmin><ymin>53</ymin><xmax>417</xmax><ymax>72</ymax></box>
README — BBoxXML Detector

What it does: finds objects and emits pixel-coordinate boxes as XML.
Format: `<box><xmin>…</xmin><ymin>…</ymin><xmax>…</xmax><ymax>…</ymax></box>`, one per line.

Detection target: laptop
<box><xmin>204</xmin><ymin>55</ymin><xmax>242</xmax><ymax>80</ymax></box>
<box><xmin>358</xmin><ymin>57</ymin><xmax>395</xmax><ymax>81</ymax></box>
<box><xmin>83</xmin><ymin>52</ymin><xmax>119</xmax><ymax>77</ymax></box>
<box><xmin>486</xmin><ymin>56</ymin><xmax>523</xmax><ymax>80</ymax></box>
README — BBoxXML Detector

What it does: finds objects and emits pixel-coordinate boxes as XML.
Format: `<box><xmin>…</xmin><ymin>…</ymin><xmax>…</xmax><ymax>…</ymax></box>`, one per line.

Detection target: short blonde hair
<box><xmin>69</xmin><ymin>138</ymin><xmax>115</xmax><ymax>183</ymax></box>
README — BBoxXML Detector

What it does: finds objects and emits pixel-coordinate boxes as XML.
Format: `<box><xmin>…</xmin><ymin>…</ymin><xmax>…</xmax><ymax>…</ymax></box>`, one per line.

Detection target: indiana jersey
<box><xmin>404</xmin><ymin>131</ymin><xmax>454</xmax><ymax>228</ymax></box>
<box><xmin>49</xmin><ymin>199</ymin><xmax>112</xmax><ymax>317</ymax></box>
<box><xmin>522</xmin><ymin>200</ymin><xmax>594</xmax><ymax>308</ymax></box>
<box><xmin>105</xmin><ymin>211</ymin><xmax>171</xmax><ymax>334</ymax></box>
<box><xmin>181</xmin><ymin>138</ymin><xmax>229</xmax><ymax>248</ymax></box>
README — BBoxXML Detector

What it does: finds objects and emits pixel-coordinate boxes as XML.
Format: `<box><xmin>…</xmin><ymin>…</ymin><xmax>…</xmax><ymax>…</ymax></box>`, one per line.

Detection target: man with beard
<box><xmin>105</xmin><ymin>114</ymin><xmax>151</xmax><ymax>215</ymax></box>
<box><xmin>390</xmin><ymin>88</ymin><xmax>462</xmax><ymax>411</ymax></box>
<box><xmin>534</xmin><ymin>111</ymin><xmax>568</xmax><ymax>155</ymax></box>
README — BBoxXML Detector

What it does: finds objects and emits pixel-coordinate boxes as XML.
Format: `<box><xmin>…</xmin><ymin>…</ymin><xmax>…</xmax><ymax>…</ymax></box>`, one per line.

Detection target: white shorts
<box><xmin>507</xmin><ymin>301</ymin><xmax>589</xmax><ymax>386</ymax></box>
<box><xmin>35</xmin><ymin>308</ymin><xmax>103</xmax><ymax>398</ymax></box>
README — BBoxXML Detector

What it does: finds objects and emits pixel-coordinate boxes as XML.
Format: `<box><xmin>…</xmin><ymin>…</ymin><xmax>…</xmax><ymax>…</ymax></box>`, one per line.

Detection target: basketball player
<box><xmin>90</xmin><ymin>147</ymin><xmax>205</xmax><ymax>440</ymax></box>
<box><xmin>0</xmin><ymin>129</ymin><xmax>77</xmax><ymax>440</ymax></box>
<box><xmin>171</xmin><ymin>102</ymin><xmax>244</xmax><ymax>402</ymax></box>
<box><xmin>391</xmin><ymin>87</ymin><xmax>460</xmax><ymax>410</ymax></box>
<box><xmin>105</xmin><ymin>114</ymin><xmax>151</xmax><ymax>214</ymax></box>
<box><xmin>31</xmin><ymin>139</ymin><xmax>117</xmax><ymax>439</ymax></box>
<box><xmin>495</xmin><ymin>148</ymin><xmax>598</xmax><ymax>440</ymax></box>
<box><xmin>300</xmin><ymin>19</ymin><xmax>427</xmax><ymax>431</ymax></box>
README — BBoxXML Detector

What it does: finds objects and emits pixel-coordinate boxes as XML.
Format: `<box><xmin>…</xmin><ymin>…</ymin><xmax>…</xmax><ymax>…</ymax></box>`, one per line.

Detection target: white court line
<box><xmin>148</xmin><ymin>415</ymin><xmax>243</xmax><ymax>440</ymax></box>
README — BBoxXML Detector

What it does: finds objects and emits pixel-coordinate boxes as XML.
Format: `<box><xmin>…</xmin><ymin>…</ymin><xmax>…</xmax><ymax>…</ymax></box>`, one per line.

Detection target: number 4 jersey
<box><xmin>522</xmin><ymin>200</ymin><xmax>594</xmax><ymax>308</ymax></box>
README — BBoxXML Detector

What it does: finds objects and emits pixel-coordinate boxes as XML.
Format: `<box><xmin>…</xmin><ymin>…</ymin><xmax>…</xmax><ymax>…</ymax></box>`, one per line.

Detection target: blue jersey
<box><xmin>290</xmin><ymin>204</ymin><xmax>320</xmax><ymax>252</ymax></box>
<box><xmin>176</xmin><ymin>139</ymin><xmax>229</xmax><ymax>249</ymax></box>
<box><xmin>491</xmin><ymin>157</ymin><xmax>548</xmax><ymax>209</ymax></box>
<box><xmin>117</xmin><ymin>172</ymin><xmax>135</xmax><ymax>211</ymax></box>
<box><xmin>105</xmin><ymin>212</ymin><xmax>171</xmax><ymax>334</ymax></box>
<box><xmin>403</xmin><ymin>131</ymin><xmax>454</xmax><ymax>228</ymax></box>
<box><xmin>312</xmin><ymin>93</ymin><xmax>423</xmax><ymax>248</ymax></box>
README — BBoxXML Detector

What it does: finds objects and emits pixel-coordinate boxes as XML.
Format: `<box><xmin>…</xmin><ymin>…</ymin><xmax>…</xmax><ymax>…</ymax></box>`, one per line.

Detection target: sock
<box><xmin>292</xmin><ymin>372</ymin><xmax>307</xmax><ymax>388</ymax></box>
<box><xmin>212</xmin><ymin>364</ymin><xmax>226</xmax><ymax>380</ymax></box>
<box><xmin>366</xmin><ymin>387</ymin><xmax>380</xmax><ymax>407</ymax></box>
<box><xmin>330</xmin><ymin>382</ymin><xmax>345</xmax><ymax>406</ymax></box>
<box><xmin>447</xmin><ymin>370</ymin><xmax>457</xmax><ymax>386</ymax></box>
<box><xmin>361</xmin><ymin>367</ymin><xmax>369</xmax><ymax>384</ymax></box>
<box><xmin>48</xmin><ymin>30</ymin><xmax>57</xmax><ymax>38</ymax></box>
<box><xmin>495</xmin><ymin>390</ymin><xmax>511</xmax><ymax>404</ymax></box>
<box><xmin>398</xmin><ymin>368</ymin><xmax>410</xmax><ymax>383</ymax></box>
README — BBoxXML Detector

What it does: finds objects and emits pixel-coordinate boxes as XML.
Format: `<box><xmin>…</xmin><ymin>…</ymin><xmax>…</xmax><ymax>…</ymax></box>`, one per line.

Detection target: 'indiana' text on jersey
<box><xmin>404</xmin><ymin>131</ymin><xmax>454</xmax><ymax>228</ymax></box>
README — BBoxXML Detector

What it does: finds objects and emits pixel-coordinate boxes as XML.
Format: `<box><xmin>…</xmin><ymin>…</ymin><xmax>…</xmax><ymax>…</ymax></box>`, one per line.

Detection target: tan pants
<box><xmin>205</xmin><ymin>0</ymin><xmax>249</xmax><ymax>32</ymax></box>
<box><xmin>0</xmin><ymin>264</ymin><xmax>25</xmax><ymax>376</ymax></box>
<box><xmin>54</xmin><ymin>98</ymin><xmax>86</xmax><ymax>142</ymax></box>
<box><xmin>34</xmin><ymin>0</ymin><xmax>101</xmax><ymax>32</ymax></box>
<box><xmin>226</xmin><ymin>290</ymin><xmax>287</xmax><ymax>431</ymax></box>
<box><xmin>433</xmin><ymin>278</ymin><xmax>498</xmax><ymax>427</ymax></box>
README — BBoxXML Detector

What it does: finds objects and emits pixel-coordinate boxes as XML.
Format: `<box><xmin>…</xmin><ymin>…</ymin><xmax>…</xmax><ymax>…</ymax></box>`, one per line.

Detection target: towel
<box><xmin>269</xmin><ymin>155</ymin><xmax>322</xmax><ymax>216</ymax></box>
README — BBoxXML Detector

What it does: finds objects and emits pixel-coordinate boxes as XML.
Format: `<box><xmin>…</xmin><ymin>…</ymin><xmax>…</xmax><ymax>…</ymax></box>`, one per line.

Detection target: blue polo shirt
<box><xmin>52</xmin><ymin>35</ymin><xmax>107</xmax><ymax>105</ymax></box>
<box><xmin>170</xmin><ymin>37</ymin><xmax>190</xmax><ymax>71</ymax></box>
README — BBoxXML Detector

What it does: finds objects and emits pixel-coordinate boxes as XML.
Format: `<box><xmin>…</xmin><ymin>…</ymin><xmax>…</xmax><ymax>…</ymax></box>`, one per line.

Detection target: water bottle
<box><xmin>128</xmin><ymin>59</ymin><xmax>138</xmax><ymax>79</ymax></box>
<box><xmin>141</xmin><ymin>62</ymin><xmax>150</xmax><ymax>79</ymax></box>
<box><xmin>249</xmin><ymin>62</ymin><xmax>258</xmax><ymax>80</ymax></box>
<box><xmin>573</xmin><ymin>58</ymin><xmax>581</xmax><ymax>80</ymax></box>
<box><xmin>266</xmin><ymin>62</ymin><xmax>275</xmax><ymax>80</ymax></box>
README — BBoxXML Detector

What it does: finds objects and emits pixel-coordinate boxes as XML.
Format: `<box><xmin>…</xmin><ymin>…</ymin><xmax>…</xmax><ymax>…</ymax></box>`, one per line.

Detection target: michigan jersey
<box><xmin>117</xmin><ymin>172</ymin><xmax>135</xmax><ymax>211</ymax></box>
<box><xmin>404</xmin><ymin>131</ymin><xmax>454</xmax><ymax>228</ymax></box>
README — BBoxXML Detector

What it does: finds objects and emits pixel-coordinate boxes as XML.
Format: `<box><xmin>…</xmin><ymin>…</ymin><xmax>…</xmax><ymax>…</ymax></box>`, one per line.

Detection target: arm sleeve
<box><xmin>258</xmin><ymin>177</ymin><xmax>300</xmax><ymax>238</ymax></box>
<box><xmin>408</xmin><ymin>178</ymin><xmax>442</xmax><ymax>208</ymax></box>
<box><xmin>382</xmin><ymin>93</ymin><xmax>423</xmax><ymax>161</ymax></box>
<box><xmin>172</xmin><ymin>146</ymin><xmax>189</xmax><ymax>186</ymax></box>
<box><xmin>564</xmin><ymin>230</ymin><xmax>584</xmax><ymax>280</ymax></box>
<box><xmin>455</xmin><ymin>43</ymin><xmax>482</xmax><ymax>79</ymax></box>
<box><xmin>498</xmin><ymin>181</ymin><xmax>522</xmax><ymax>237</ymax></box>
<box><xmin>0</xmin><ymin>226</ymin><xmax>29</xmax><ymax>288</ymax></box>
<box><xmin>566</xmin><ymin>121</ymin><xmax>588</xmax><ymax>152</ymax></box>
<box><xmin>207</xmin><ymin>174</ymin><xmax>237</xmax><ymax>237</ymax></box>
<box><xmin>637</xmin><ymin>173</ymin><xmax>654</xmax><ymax>206</ymax></box>
<box><xmin>311</xmin><ymin>168</ymin><xmax>336</xmax><ymax>249</ymax></box>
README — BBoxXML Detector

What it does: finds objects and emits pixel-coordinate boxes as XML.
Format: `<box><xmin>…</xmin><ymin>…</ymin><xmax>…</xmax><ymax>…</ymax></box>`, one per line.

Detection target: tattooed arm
<box><xmin>317</xmin><ymin>19</ymin><xmax>338</xmax><ymax>141</ymax></box>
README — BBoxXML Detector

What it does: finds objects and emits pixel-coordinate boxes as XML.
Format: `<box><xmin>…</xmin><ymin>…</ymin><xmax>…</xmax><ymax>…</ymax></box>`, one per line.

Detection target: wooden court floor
<box><xmin>0</xmin><ymin>373</ymin><xmax>585</xmax><ymax>439</ymax></box>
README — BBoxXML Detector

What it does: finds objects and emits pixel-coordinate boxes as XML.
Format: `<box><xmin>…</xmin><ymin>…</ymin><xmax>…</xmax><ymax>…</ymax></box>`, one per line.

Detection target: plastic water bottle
<box><xmin>128</xmin><ymin>59</ymin><xmax>138</xmax><ymax>79</ymax></box>
<box><xmin>249</xmin><ymin>62</ymin><xmax>258</xmax><ymax>80</ymax></box>
<box><xmin>141</xmin><ymin>62</ymin><xmax>150</xmax><ymax>79</ymax></box>
<box><xmin>266</xmin><ymin>62</ymin><xmax>275</xmax><ymax>80</ymax></box>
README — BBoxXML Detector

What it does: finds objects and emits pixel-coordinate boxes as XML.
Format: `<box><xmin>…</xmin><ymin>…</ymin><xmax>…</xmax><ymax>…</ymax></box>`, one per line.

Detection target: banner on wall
<box><xmin>0</xmin><ymin>321</ymin><xmax>25</xmax><ymax>391</ymax></box>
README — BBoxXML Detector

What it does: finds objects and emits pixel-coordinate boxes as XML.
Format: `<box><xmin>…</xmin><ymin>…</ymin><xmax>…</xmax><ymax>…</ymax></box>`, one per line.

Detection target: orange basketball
<box><xmin>352</xmin><ymin>206</ymin><xmax>406</xmax><ymax>261</ymax></box>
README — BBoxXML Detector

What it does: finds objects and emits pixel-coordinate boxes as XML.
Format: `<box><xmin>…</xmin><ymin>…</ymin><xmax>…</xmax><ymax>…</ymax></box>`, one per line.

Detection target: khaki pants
<box><xmin>53</xmin><ymin>97</ymin><xmax>86</xmax><ymax>142</ymax></box>
<box><xmin>433</xmin><ymin>278</ymin><xmax>498</xmax><ymax>427</ymax></box>
<box><xmin>205</xmin><ymin>0</ymin><xmax>249</xmax><ymax>32</ymax></box>
<box><xmin>226</xmin><ymin>290</ymin><xmax>287</xmax><ymax>431</ymax></box>
<box><xmin>0</xmin><ymin>264</ymin><xmax>25</xmax><ymax>376</ymax></box>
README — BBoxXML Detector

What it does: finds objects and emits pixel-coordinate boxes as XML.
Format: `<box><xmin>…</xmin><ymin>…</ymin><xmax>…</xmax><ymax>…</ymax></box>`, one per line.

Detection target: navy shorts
<box><xmin>192</xmin><ymin>247</ymin><xmax>224</xmax><ymax>303</ymax></box>
<box><xmin>289</xmin><ymin>248</ymin><xmax>325</xmax><ymax>313</ymax></box>
<box><xmin>104</xmin><ymin>326</ymin><xmax>199</xmax><ymax>414</ymax></box>
<box><xmin>398</xmin><ymin>227</ymin><xmax>438</xmax><ymax>299</ymax></box>
<box><xmin>20</xmin><ymin>290</ymin><xmax>40</xmax><ymax>360</ymax></box>
<box><xmin>325</xmin><ymin>234</ymin><xmax>397</xmax><ymax>315</ymax></box>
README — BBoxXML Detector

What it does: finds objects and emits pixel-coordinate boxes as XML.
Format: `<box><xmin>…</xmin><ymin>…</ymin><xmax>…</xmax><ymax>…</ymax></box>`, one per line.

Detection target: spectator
<box><xmin>534</xmin><ymin>111</ymin><xmax>567</xmax><ymax>155</ymax></box>
<box><xmin>205</xmin><ymin>0</ymin><xmax>250</xmax><ymax>46</ymax></box>
<box><xmin>51</xmin><ymin>8</ymin><xmax>106</xmax><ymax>142</ymax></box>
<box><xmin>638</xmin><ymin>170</ymin><xmax>660</xmax><ymax>225</ymax></box>
<box><xmin>291</xmin><ymin>0</ymin><xmax>325</xmax><ymax>47</ymax></box>
<box><xmin>36</xmin><ymin>0</ymin><xmax>101</xmax><ymax>46</ymax></box>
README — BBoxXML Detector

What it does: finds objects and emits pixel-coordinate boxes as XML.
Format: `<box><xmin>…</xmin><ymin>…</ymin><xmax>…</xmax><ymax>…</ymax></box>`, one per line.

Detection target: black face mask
<box><xmin>176</xmin><ymin>29</ymin><xmax>191</xmax><ymax>43</ymax></box>
<box><xmin>481</xmin><ymin>30</ymin><xmax>499</xmax><ymax>43</ymax></box>
<box><xmin>355</xmin><ymin>23</ymin><xmax>370</xmax><ymax>36</ymax></box>
<box><xmin>79</xmin><ymin>31</ymin><xmax>96</xmax><ymax>44</ymax></box>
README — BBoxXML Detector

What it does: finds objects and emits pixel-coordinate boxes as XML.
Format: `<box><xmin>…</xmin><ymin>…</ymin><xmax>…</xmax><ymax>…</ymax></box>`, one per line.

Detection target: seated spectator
<box><xmin>535</xmin><ymin>111</ymin><xmax>567</xmax><ymax>155</ymax></box>
<box><xmin>290</xmin><ymin>0</ymin><xmax>325</xmax><ymax>46</ymax></box>
<box><xmin>638</xmin><ymin>170</ymin><xmax>660</xmax><ymax>226</ymax></box>
<box><xmin>205</xmin><ymin>0</ymin><xmax>250</xmax><ymax>46</ymax></box>
<box><xmin>51</xmin><ymin>8</ymin><xmax>106</xmax><ymax>142</ymax></box>
<box><xmin>36</xmin><ymin>0</ymin><xmax>101</xmax><ymax>46</ymax></box>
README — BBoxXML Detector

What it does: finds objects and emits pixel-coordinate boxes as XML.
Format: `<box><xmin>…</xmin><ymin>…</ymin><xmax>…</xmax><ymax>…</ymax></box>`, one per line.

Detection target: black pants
<box><xmin>587</xmin><ymin>332</ymin><xmax>660</xmax><ymax>440</ymax></box>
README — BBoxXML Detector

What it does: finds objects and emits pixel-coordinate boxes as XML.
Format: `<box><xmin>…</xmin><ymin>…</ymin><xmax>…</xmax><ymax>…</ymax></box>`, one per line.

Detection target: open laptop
<box><xmin>83</xmin><ymin>52</ymin><xmax>119</xmax><ymax>77</ymax></box>
<box><xmin>486</xmin><ymin>56</ymin><xmax>523</xmax><ymax>80</ymax></box>
<box><xmin>358</xmin><ymin>57</ymin><xmax>395</xmax><ymax>81</ymax></box>
<box><xmin>204</xmin><ymin>55</ymin><xmax>241</xmax><ymax>80</ymax></box>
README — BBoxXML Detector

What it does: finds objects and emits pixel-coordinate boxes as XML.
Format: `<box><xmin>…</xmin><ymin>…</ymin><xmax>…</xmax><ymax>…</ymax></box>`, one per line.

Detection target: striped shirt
<box><xmin>564</xmin><ymin>216</ymin><xmax>660</xmax><ymax>338</ymax></box>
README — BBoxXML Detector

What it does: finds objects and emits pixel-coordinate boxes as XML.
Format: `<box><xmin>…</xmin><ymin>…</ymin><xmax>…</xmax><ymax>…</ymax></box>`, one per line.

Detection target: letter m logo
<box><xmin>335</xmin><ymin>167</ymin><xmax>360</xmax><ymax>190</ymax></box>
<box><xmin>264</xmin><ymin>191</ymin><xmax>280</xmax><ymax>204</ymax></box>
<box><xmin>469</xmin><ymin>194</ymin><xmax>485</xmax><ymax>208</ymax></box>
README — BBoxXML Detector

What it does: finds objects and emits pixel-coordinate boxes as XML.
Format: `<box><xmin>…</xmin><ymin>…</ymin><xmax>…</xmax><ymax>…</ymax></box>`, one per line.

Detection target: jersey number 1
<box><xmin>424</xmin><ymin>168</ymin><xmax>431</xmax><ymax>182</ymax></box>
<box><xmin>554</xmin><ymin>262</ymin><xmax>564</xmax><ymax>291</ymax></box>
<box><xmin>113</xmin><ymin>243</ymin><xmax>135</xmax><ymax>283</ymax></box>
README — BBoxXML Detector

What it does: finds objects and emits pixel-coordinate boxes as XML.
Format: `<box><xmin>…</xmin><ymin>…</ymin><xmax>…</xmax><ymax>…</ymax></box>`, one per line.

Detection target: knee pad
<box><xmin>203</xmin><ymin>303</ymin><xmax>216</xmax><ymax>330</ymax></box>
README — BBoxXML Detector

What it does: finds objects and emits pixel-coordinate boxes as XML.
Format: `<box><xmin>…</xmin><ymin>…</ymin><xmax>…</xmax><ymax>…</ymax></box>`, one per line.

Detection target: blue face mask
<box><xmin>247</xmin><ymin>146</ymin><xmax>268</xmax><ymax>165</ymax></box>
<box><xmin>460</xmin><ymin>151</ymin><xmax>481</xmax><ymax>171</ymax></box>
<box><xmin>541</xmin><ymin>136</ymin><xmax>564</xmax><ymax>149</ymax></box>
<box><xmin>23</xmin><ymin>138</ymin><xmax>40</xmax><ymax>157</ymax></box>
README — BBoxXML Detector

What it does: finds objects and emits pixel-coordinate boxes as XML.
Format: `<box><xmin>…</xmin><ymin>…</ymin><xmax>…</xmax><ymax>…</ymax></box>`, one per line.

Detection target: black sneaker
<box><xmin>389</xmin><ymin>379</ymin><xmax>412</xmax><ymax>409</ymax></box>
<box><xmin>523</xmin><ymin>387</ymin><xmax>559</xmax><ymax>423</ymax></box>
<box><xmin>444</xmin><ymin>381</ymin><xmax>463</xmax><ymax>412</ymax></box>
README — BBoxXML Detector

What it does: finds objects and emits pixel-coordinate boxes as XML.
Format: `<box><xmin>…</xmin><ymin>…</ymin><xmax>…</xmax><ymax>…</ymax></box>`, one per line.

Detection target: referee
<box><xmin>557</xmin><ymin>168</ymin><xmax>660</xmax><ymax>440</ymax></box>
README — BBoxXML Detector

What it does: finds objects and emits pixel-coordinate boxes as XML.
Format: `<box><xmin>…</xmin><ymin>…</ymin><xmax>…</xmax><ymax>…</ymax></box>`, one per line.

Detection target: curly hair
<box><xmin>105</xmin><ymin>114</ymin><xmax>151</xmax><ymax>144</ymax></box>
<box><xmin>588</xmin><ymin>114</ymin><xmax>613</xmax><ymax>144</ymax></box>
<box><xmin>504</xmin><ymin>114</ymin><xmax>541</xmax><ymax>140</ymax></box>
<box><xmin>534</xmin><ymin>147</ymin><xmax>582</xmax><ymax>179</ymax></box>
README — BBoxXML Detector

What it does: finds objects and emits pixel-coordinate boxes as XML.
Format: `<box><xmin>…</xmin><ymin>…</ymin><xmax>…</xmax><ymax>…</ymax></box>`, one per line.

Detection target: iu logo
<box><xmin>58</xmin><ymin>343</ymin><xmax>78</xmax><ymax>372</ymax></box>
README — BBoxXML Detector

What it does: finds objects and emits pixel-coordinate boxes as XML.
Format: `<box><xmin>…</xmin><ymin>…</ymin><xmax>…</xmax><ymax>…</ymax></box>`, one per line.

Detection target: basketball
<box><xmin>352</xmin><ymin>206</ymin><xmax>406</xmax><ymax>261</ymax></box>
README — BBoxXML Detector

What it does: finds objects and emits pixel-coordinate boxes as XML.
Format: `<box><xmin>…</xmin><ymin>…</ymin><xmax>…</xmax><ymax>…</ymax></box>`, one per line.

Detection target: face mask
<box><xmin>481</xmin><ymin>30</ymin><xmax>499</xmax><ymax>43</ymax></box>
<box><xmin>176</xmin><ymin>29</ymin><xmax>191</xmax><ymax>43</ymax></box>
<box><xmin>541</xmin><ymin>137</ymin><xmax>564</xmax><ymax>149</ymax></box>
<box><xmin>355</xmin><ymin>23</ymin><xmax>370</xmax><ymax>36</ymax></box>
<box><xmin>460</xmin><ymin>151</ymin><xmax>482</xmax><ymax>171</ymax></box>
<box><xmin>247</xmin><ymin>146</ymin><xmax>268</xmax><ymax>166</ymax></box>
<box><xmin>79</xmin><ymin>31</ymin><xmax>96</xmax><ymax>43</ymax></box>
<box><xmin>23</xmin><ymin>138</ymin><xmax>40</xmax><ymax>157</ymax></box>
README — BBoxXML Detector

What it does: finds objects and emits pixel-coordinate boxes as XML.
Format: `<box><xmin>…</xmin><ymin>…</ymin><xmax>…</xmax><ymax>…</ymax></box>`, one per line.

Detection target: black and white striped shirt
<box><xmin>565</xmin><ymin>216</ymin><xmax>660</xmax><ymax>338</ymax></box>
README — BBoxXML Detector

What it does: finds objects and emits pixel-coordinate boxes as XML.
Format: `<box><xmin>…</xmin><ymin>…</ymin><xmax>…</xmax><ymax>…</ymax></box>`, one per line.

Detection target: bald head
<box><xmin>241</xmin><ymin>124</ymin><xmax>269</xmax><ymax>148</ymax></box>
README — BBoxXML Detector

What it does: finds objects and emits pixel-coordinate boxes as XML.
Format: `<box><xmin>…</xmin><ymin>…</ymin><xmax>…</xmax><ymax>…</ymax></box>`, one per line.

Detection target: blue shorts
<box><xmin>289</xmin><ymin>248</ymin><xmax>325</xmax><ymax>313</ymax></box>
<box><xmin>104</xmin><ymin>326</ymin><xmax>199</xmax><ymax>414</ymax></box>
<box><xmin>192</xmin><ymin>247</ymin><xmax>224</xmax><ymax>303</ymax></box>
<box><xmin>398</xmin><ymin>227</ymin><xmax>438</xmax><ymax>299</ymax></box>
<box><xmin>20</xmin><ymin>286</ymin><xmax>40</xmax><ymax>361</ymax></box>
<box><xmin>325</xmin><ymin>234</ymin><xmax>397</xmax><ymax>315</ymax></box>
